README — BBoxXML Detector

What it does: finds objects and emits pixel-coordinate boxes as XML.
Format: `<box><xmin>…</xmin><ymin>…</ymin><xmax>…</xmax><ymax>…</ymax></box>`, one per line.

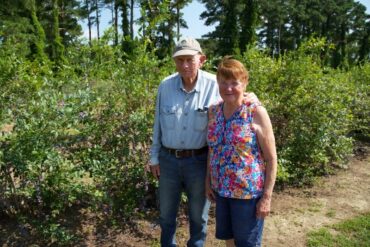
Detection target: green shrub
<box><xmin>347</xmin><ymin>64</ymin><xmax>370</xmax><ymax>141</ymax></box>
<box><xmin>242</xmin><ymin>43</ymin><xmax>355</xmax><ymax>185</ymax></box>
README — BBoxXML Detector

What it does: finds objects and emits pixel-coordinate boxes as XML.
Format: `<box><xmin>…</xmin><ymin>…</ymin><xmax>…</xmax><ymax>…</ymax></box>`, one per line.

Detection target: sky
<box><xmin>82</xmin><ymin>0</ymin><xmax>370</xmax><ymax>40</ymax></box>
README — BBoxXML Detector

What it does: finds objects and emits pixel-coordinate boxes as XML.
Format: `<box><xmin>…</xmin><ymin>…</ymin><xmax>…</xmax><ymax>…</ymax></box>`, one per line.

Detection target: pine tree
<box><xmin>28</xmin><ymin>0</ymin><xmax>48</xmax><ymax>61</ymax></box>
<box><xmin>239</xmin><ymin>0</ymin><xmax>258</xmax><ymax>53</ymax></box>
<box><xmin>52</xmin><ymin>0</ymin><xmax>66</xmax><ymax>65</ymax></box>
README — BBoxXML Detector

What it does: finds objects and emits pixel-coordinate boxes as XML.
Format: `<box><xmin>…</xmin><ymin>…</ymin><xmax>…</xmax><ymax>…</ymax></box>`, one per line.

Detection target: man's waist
<box><xmin>162</xmin><ymin>146</ymin><xmax>208</xmax><ymax>159</ymax></box>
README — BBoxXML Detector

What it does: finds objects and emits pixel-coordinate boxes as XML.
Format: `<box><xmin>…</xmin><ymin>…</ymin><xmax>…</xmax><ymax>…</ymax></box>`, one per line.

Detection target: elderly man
<box><xmin>148</xmin><ymin>37</ymin><xmax>256</xmax><ymax>247</ymax></box>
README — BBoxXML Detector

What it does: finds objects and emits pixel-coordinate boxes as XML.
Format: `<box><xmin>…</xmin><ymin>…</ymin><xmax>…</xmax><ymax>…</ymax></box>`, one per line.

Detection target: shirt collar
<box><xmin>177</xmin><ymin>70</ymin><xmax>202</xmax><ymax>93</ymax></box>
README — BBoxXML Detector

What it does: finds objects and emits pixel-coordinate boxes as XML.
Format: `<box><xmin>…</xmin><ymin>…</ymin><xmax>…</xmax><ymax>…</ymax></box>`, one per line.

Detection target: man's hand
<box><xmin>243</xmin><ymin>92</ymin><xmax>260</xmax><ymax>105</ymax></box>
<box><xmin>146</xmin><ymin>162</ymin><xmax>160</xmax><ymax>180</ymax></box>
<box><xmin>205</xmin><ymin>175</ymin><xmax>216</xmax><ymax>203</ymax></box>
<box><xmin>205</xmin><ymin>183</ymin><xmax>216</xmax><ymax>203</ymax></box>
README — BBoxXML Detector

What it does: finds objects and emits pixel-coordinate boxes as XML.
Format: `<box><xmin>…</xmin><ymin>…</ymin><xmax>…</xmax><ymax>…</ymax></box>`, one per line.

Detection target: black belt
<box><xmin>163</xmin><ymin>146</ymin><xmax>208</xmax><ymax>159</ymax></box>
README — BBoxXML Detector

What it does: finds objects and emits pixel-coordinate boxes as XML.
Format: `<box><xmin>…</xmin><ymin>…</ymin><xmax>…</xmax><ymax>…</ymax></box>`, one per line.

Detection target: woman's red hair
<box><xmin>217</xmin><ymin>56</ymin><xmax>249</xmax><ymax>84</ymax></box>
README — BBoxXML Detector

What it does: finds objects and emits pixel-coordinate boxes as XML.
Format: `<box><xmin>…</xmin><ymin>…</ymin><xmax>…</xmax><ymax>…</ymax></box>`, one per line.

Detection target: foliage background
<box><xmin>0</xmin><ymin>0</ymin><xmax>369</xmax><ymax>245</ymax></box>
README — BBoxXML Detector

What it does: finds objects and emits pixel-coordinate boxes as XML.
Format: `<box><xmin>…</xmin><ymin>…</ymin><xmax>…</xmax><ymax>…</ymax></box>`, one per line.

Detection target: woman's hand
<box><xmin>256</xmin><ymin>195</ymin><xmax>271</xmax><ymax>218</ymax></box>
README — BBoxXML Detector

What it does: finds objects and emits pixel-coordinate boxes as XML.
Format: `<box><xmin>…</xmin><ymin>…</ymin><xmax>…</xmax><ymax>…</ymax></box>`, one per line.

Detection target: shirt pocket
<box><xmin>194</xmin><ymin>110</ymin><xmax>208</xmax><ymax>131</ymax></box>
<box><xmin>161</xmin><ymin>105</ymin><xmax>177</xmax><ymax>129</ymax></box>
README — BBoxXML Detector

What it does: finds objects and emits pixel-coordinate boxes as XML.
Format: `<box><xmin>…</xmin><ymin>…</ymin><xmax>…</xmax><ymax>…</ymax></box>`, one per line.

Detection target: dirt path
<box><xmin>261</xmin><ymin>154</ymin><xmax>370</xmax><ymax>247</ymax></box>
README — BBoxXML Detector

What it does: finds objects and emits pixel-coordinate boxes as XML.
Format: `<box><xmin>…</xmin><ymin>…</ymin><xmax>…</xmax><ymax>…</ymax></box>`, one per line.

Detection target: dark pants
<box><xmin>216</xmin><ymin>195</ymin><xmax>264</xmax><ymax>247</ymax></box>
<box><xmin>159</xmin><ymin>148</ymin><xmax>210</xmax><ymax>247</ymax></box>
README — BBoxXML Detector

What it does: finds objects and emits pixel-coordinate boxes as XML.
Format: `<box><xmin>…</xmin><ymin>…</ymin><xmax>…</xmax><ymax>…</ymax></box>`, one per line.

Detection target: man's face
<box><xmin>174</xmin><ymin>55</ymin><xmax>205</xmax><ymax>81</ymax></box>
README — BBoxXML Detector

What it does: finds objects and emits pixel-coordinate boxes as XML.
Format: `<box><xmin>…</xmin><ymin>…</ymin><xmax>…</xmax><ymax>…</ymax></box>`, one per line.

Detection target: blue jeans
<box><xmin>159</xmin><ymin>148</ymin><xmax>210</xmax><ymax>247</ymax></box>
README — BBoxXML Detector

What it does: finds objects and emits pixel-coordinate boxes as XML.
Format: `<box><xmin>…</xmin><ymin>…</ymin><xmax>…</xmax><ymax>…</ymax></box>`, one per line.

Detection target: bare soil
<box><xmin>1</xmin><ymin>145</ymin><xmax>369</xmax><ymax>247</ymax></box>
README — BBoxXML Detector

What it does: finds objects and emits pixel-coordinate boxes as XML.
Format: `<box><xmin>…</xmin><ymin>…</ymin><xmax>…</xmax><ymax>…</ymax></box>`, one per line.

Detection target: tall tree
<box><xmin>2</xmin><ymin>0</ymin><xmax>83</xmax><ymax>59</ymax></box>
<box><xmin>103</xmin><ymin>0</ymin><xmax>135</xmax><ymax>45</ymax></box>
<box><xmin>0</xmin><ymin>0</ymin><xmax>34</xmax><ymax>57</ymax></box>
<box><xmin>239</xmin><ymin>0</ymin><xmax>258</xmax><ymax>53</ymax></box>
<box><xmin>58</xmin><ymin>0</ymin><xmax>83</xmax><ymax>45</ymax></box>
<box><xmin>258</xmin><ymin>0</ymin><xmax>289</xmax><ymax>56</ymax></box>
<box><xmin>255</xmin><ymin>0</ymin><xmax>369</xmax><ymax>65</ymax></box>
<box><xmin>28</xmin><ymin>0</ymin><xmax>47</xmax><ymax>61</ymax></box>
<box><xmin>136</xmin><ymin>0</ymin><xmax>189</xmax><ymax>58</ymax></box>
<box><xmin>85</xmin><ymin>0</ymin><xmax>93</xmax><ymax>45</ymax></box>
<box><xmin>130</xmin><ymin>0</ymin><xmax>134</xmax><ymax>39</ymax></box>
<box><xmin>121</xmin><ymin>0</ymin><xmax>130</xmax><ymax>37</ymax></box>
<box><xmin>327</xmin><ymin>0</ymin><xmax>354</xmax><ymax>67</ymax></box>
<box><xmin>81</xmin><ymin>0</ymin><xmax>99</xmax><ymax>45</ymax></box>
<box><xmin>156</xmin><ymin>0</ymin><xmax>190</xmax><ymax>58</ymax></box>
<box><xmin>221</xmin><ymin>0</ymin><xmax>240</xmax><ymax>54</ymax></box>
<box><xmin>95</xmin><ymin>0</ymin><xmax>101</xmax><ymax>40</ymax></box>
<box><xmin>36</xmin><ymin>0</ymin><xmax>83</xmax><ymax>47</ymax></box>
<box><xmin>114</xmin><ymin>0</ymin><xmax>119</xmax><ymax>45</ymax></box>
<box><xmin>347</xmin><ymin>2</ymin><xmax>370</xmax><ymax>64</ymax></box>
<box><xmin>201</xmin><ymin>0</ymin><xmax>258</xmax><ymax>55</ymax></box>
<box><xmin>358</xmin><ymin>18</ymin><xmax>370</xmax><ymax>62</ymax></box>
<box><xmin>200</xmin><ymin>0</ymin><xmax>234</xmax><ymax>55</ymax></box>
<box><xmin>173</xmin><ymin>0</ymin><xmax>190</xmax><ymax>41</ymax></box>
<box><xmin>52</xmin><ymin>0</ymin><xmax>66</xmax><ymax>64</ymax></box>
<box><xmin>103</xmin><ymin>0</ymin><xmax>119</xmax><ymax>45</ymax></box>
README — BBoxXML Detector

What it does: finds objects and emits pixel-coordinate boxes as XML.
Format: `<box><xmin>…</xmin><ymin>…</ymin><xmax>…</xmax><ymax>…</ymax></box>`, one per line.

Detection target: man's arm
<box><xmin>148</xmin><ymin>86</ymin><xmax>162</xmax><ymax>179</ymax></box>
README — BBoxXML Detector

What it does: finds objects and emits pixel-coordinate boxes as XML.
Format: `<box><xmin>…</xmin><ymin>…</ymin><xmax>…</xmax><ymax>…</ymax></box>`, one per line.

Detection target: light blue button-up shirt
<box><xmin>150</xmin><ymin>69</ymin><xmax>221</xmax><ymax>165</ymax></box>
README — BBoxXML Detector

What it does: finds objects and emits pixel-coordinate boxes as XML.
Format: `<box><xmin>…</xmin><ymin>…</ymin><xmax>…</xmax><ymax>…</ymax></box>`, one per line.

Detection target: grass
<box><xmin>306</xmin><ymin>212</ymin><xmax>370</xmax><ymax>247</ymax></box>
<box><xmin>308</xmin><ymin>201</ymin><xmax>323</xmax><ymax>213</ymax></box>
<box><xmin>325</xmin><ymin>209</ymin><xmax>336</xmax><ymax>218</ymax></box>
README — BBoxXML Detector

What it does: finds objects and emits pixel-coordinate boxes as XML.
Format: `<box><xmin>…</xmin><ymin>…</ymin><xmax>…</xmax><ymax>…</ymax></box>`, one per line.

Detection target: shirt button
<box><xmin>184</xmin><ymin>112</ymin><xmax>188</xmax><ymax>116</ymax></box>
<box><xmin>181</xmin><ymin>141</ymin><xmax>185</xmax><ymax>144</ymax></box>
<box><xmin>183</xmin><ymin>126</ymin><xmax>187</xmax><ymax>130</ymax></box>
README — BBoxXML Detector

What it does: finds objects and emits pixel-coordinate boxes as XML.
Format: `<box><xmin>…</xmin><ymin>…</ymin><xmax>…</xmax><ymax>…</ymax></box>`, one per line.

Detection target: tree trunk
<box><xmin>95</xmin><ymin>0</ymin><xmax>100</xmax><ymax>40</ymax></box>
<box><xmin>86</xmin><ymin>0</ymin><xmax>92</xmax><ymax>46</ymax></box>
<box><xmin>130</xmin><ymin>0</ymin><xmax>134</xmax><ymax>39</ymax></box>
<box><xmin>52</xmin><ymin>0</ymin><xmax>65</xmax><ymax>64</ymax></box>
<box><xmin>114</xmin><ymin>0</ymin><xmax>118</xmax><ymax>45</ymax></box>
<box><xmin>29</xmin><ymin>0</ymin><xmax>47</xmax><ymax>61</ymax></box>
<box><xmin>176</xmin><ymin>3</ymin><xmax>180</xmax><ymax>41</ymax></box>
<box><xmin>240</xmin><ymin>0</ymin><xmax>257</xmax><ymax>53</ymax></box>
<box><xmin>339</xmin><ymin>23</ymin><xmax>347</xmax><ymax>67</ymax></box>
<box><xmin>121</xmin><ymin>0</ymin><xmax>129</xmax><ymax>37</ymax></box>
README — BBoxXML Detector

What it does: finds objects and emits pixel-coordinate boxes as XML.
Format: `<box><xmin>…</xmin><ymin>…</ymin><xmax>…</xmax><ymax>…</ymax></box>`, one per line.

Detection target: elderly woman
<box><xmin>205</xmin><ymin>57</ymin><xmax>277</xmax><ymax>247</ymax></box>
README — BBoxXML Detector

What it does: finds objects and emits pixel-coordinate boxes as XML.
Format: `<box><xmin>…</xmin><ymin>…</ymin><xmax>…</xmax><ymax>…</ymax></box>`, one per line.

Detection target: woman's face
<box><xmin>218</xmin><ymin>76</ymin><xmax>246</xmax><ymax>104</ymax></box>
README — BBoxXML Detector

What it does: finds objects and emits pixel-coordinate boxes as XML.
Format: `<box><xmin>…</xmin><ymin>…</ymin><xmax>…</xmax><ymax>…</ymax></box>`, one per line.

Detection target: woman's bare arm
<box><xmin>253</xmin><ymin>106</ymin><xmax>278</xmax><ymax>218</ymax></box>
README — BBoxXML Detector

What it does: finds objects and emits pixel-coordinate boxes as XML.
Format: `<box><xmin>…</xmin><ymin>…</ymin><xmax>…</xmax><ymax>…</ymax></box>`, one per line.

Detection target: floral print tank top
<box><xmin>207</xmin><ymin>101</ymin><xmax>265</xmax><ymax>199</ymax></box>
